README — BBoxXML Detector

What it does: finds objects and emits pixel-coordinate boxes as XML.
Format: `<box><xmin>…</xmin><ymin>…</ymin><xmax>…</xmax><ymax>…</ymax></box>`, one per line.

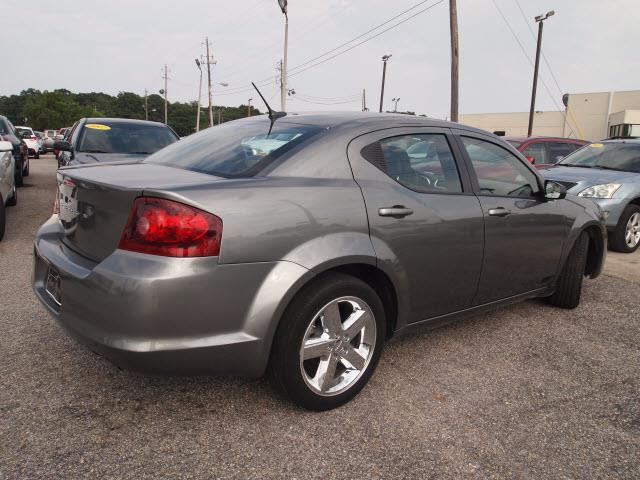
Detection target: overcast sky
<box><xmin>3</xmin><ymin>0</ymin><xmax>639</xmax><ymax>117</ymax></box>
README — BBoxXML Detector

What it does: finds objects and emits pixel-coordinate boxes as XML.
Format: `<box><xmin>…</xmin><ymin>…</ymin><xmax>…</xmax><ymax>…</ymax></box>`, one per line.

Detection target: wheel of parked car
<box><xmin>14</xmin><ymin>156</ymin><xmax>24</xmax><ymax>187</ymax></box>
<box><xmin>610</xmin><ymin>205</ymin><xmax>640</xmax><ymax>253</ymax></box>
<box><xmin>23</xmin><ymin>158</ymin><xmax>30</xmax><ymax>177</ymax></box>
<box><xmin>270</xmin><ymin>273</ymin><xmax>386</xmax><ymax>410</ymax></box>
<box><xmin>6</xmin><ymin>184</ymin><xmax>17</xmax><ymax>207</ymax></box>
<box><xmin>548</xmin><ymin>231</ymin><xmax>589</xmax><ymax>309</ymax></box>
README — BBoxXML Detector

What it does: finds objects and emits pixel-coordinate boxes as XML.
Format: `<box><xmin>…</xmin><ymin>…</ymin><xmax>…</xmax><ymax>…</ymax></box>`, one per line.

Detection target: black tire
<box><xmin>548</xmin><ymin>232</ymin><xmax>589</xmax><ymax>309</ymax></box>
<box><xmin>24</xmin><ymin>158</ymin><xmax>30</xmax><ymax>176</ymax></box>
<box><xmin>609</xmin><ymin>204</ymin><xmax>640</xmax><ymax>253</ymax></box>
<box><xmin>15</xmin><ymin>156</ymin><xmax>24</xmax><ymax>187</ymax></box>
<box><xmin>33</xmin><ymin>153</ymin><xmax>39</xmax><ymax>160</ymax></box>
<box><xmin>6</xmin><ymin>185</ymin><xmax>17</xmax><ymax>207</ymax></box>
<box><xmin>0</xmin><ymin>198</ymin><xmax>5</xmax><ymax>241</ymax></box>
<box><xmin>270</xmin><ymin>273</ymin><xmax>386</xmax><ymax>411</ymax></box>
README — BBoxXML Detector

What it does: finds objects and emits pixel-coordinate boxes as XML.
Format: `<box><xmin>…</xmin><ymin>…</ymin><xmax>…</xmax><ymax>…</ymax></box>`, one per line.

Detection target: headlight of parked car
<box><xmin>578</xmin><ymin>183</ymin><xmax>621</xmax><ymax>199</ymax></box>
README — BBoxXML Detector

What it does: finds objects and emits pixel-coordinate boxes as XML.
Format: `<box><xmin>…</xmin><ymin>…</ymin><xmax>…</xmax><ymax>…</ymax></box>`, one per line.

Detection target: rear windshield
<box><xmin>145</xmin><ymin>119</ymin><xmax>323</xmax><ymax>178</ymax></box>
<box><xmin>77</xmin><ymin>122</ymin><xmax>178</xmax><ymax>154</ymax></box>
<box><xmin>559</xmin><ymin>142</ymin><xmax>640</xmax><ymax>173</ymax></box>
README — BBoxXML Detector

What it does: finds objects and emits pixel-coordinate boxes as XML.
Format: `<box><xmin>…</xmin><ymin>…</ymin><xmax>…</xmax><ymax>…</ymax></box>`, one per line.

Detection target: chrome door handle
<box><xmin>488</xmin><ymin>207</ymin><xmax>512</xmax><ymax>217</ymax></box>
<box><xmin>378</xmin><ymin>206</ymin><xmax>414</xmax><ymax>218</ymax></box>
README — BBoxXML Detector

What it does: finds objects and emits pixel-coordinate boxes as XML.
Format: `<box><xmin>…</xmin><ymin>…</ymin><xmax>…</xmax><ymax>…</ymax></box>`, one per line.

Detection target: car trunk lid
<box><xmin>57</xmin><ymin>163</ymin><xmax>226</xmax><ymax>261</ymax></box>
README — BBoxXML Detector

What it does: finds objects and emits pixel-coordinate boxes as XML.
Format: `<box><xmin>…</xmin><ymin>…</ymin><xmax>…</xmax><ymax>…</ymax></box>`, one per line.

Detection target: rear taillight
<box><xmin>30</xmin><ymin>135</ymin><xmax>37</xmax><ymax>140</ymax></box>
<box><xmin>118</xmin><ymin>197</ymin><xmax>222</xmax><ymax>257</ymax></box>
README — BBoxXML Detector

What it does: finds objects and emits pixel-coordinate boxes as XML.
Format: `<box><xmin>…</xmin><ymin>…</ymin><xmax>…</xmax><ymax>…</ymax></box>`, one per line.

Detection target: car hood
<box><xmin>539</xmin><ymin>165</ymin><xmax>639</xmax><ymax>193</ymax></box>
<box><xmin>69</xmin><ymin>152</ymin><xmax>150</xmax><ymax>165</ymax></box>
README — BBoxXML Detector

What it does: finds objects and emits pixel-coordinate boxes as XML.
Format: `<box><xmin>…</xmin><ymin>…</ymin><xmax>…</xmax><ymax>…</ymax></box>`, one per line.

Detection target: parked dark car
<box><xmin>55</xmin><ymin>118</ymin><xmax>179</xmax><ymax>167</ymax></box>
<box><xmin>34</xmin><ymin>113</ymin><xmax>606</xmax><ymax>410</ymax></box>
<box><xmin>505</xmin><ymin>136</ymin><xmax>589</xmax><ymax>167</ymax></box>
<box><xmin>0</xmin><ymin>115</ymin><xmax>29</xmax><ymax>186</ymax></box>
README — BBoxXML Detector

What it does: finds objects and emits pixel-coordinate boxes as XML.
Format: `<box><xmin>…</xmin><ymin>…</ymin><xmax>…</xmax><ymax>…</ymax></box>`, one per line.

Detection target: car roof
<box><xmin>82</xmin><ymin>117</ymin><xmax>170</xmax><ymax>127</ymax></box>
<box><xmin>504</xmin><ymin>135</ymin><xmax>587</xmax><ymax>142</ymax></box>
<box><xmin>602</xmin><ymin>138</ymin><xmax>640</xmax><ymax>144</ymax></box>
<box><xmin>237</xmin><ymin>111</ymin><xmax>495</xmax><ymax>137</ymax></box>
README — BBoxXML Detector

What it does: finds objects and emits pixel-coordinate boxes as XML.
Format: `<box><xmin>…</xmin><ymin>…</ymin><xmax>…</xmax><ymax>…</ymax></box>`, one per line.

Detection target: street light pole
<box><xmin>247</xmin><ymin>98</ymin><xmax>253</xmax><ymax>117</ymax></box>
<box><xmin>379</xmin><ymin>54</ymin><xmax>392</xmax><ymax>113</ymax></box>
<box><xmin>195</xmin><ymin>59</ymin><xmax>203</xmax><ymax>132</ymax></box>
<box><xmin>527</xmin><ymin>10</ymin><xmax>555</xmax><ymax>137</ymax></box>
<box><xmin>278</xmin><ymin>0</ymin><xmax>288</xmax><ymax>112</ymax></box>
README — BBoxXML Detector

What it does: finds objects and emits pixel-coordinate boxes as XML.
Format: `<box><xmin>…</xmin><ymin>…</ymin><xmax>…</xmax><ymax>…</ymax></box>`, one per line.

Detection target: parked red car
<box><xmin>505</xmin><ymin>136</ymin><xmax>589</xmax><ymax>167</ymax></box>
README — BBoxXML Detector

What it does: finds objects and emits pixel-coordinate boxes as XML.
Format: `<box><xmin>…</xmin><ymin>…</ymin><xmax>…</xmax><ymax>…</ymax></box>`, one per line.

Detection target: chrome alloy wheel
<box><xmin>625</xmin><ymin>212</ymin><xmax>640</xmax><ymax>248</ymax></box>
<box><xmin>299</xmin><ymin>296</ymin><xmax>376</xmax><ymax>396</ymax></box>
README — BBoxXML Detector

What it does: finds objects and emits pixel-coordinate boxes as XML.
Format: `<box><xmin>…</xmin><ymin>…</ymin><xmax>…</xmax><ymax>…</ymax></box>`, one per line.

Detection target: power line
<box><xmin>215</xmin><ymin>0</ymin><xmax>445</xmax><ymax>98</ymax></box>
<box><xmin>512</xmin><ymin>0</ymin><xmax>564</xmax><ymax>96</ymax></box>
<box><xmin>490</xmin><ymin>0</ymin><xmax>576</xmax><ymax>136</ymax></box>
<box><xmin>288</xmin><ymin>0</ymin><xmax>444</xmax><ymax>80</ymax></box>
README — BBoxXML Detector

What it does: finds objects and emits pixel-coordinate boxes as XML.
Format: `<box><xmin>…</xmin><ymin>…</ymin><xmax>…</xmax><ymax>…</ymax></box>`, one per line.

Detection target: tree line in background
<box><xmin>0</xmin><ymin>89</ymin><xmax>261</xmax><ymax>136</ymax></box>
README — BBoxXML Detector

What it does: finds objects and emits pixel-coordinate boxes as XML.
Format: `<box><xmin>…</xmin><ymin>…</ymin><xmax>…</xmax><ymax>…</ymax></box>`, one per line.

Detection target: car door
<box><xmin>455</xmin><ymin>132</ymin><xmax>567</xmax><ymax>304</ymax></box>
<box><xmin>348</xmin><ymin>127</ymin><xmax>484</xmax><ymax>323</ymax></box>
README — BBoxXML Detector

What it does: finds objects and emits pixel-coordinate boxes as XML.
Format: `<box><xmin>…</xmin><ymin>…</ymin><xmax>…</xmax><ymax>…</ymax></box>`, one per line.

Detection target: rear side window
<box><xmin>361</xmin><ymin>134</ymin><xmax>463</xmax><ymax>193</ymax></box>
<box><xmin>146</xmin><ymin>121</ymin><xmax>323</xmax><ymax>178</ymax></box>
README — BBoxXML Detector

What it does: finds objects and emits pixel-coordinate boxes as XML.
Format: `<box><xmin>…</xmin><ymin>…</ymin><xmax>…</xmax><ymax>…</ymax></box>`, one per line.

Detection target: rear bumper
<box><xmin>33</xmin><ymin>216</ymin><xmax>311</xmax><ymax>377</ymax></box>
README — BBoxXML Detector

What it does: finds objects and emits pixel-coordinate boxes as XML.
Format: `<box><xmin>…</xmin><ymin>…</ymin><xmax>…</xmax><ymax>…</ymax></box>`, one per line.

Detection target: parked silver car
<box><xmin>33</xmin><ymin>113</ymin><xmax>606</xmax><ymax>410</ymax></box>
<box><xmin>540</xmin><ymin>139</ymin><xmax>640</xmax><ymax>252</ymax></box>
<box><xmin>0</xmin><ymin>141</ymin><xmax>18</xmax><ymax>240</ymax></box>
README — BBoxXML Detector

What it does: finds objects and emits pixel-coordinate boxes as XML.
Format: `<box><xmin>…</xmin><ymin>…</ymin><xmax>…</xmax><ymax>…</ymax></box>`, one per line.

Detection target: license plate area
<box><xmin>45</xmin><ymin>267</ymin><xmax>62</xmax><ymax>306</ymax></box>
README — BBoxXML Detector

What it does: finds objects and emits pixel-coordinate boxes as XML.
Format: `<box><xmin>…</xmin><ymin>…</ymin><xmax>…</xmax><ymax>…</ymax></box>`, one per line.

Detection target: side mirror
<box><xmin>544</xmin><ymin>180</ymin><xmax>567</xmax><ymax>200</ymax></box>
<box><xmin>54</xmin><ymin>140</ymin><xmax>72</xmax><ymax>152</ymax></box>
<box><xmin>0</xmin><ymin>141</ymin><xmax>13</xmax><ymax>152</ymax></box>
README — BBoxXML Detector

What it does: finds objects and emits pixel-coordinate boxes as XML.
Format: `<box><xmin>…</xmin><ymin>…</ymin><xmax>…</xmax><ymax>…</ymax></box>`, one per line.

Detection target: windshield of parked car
<box><xmin>77</xmin><ymin>122</ymin><xmax>178</xmax><ymax>154</ymax></box>
<box><xmin>559</xmin><ymin>142</ymin><xmax>640</xmax><ymax>173</ymax></box>
<box><xmin>146</xmin><ymin>120</ymin><xmax>324</xmax><ymax>178</ymax></box>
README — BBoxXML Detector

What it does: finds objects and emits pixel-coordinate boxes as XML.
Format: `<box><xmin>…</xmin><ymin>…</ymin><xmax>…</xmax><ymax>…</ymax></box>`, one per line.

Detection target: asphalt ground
<box><xmin>1</xmin><ymin>155</ymin><xmax>639</xmax><ymax>479</ymax></box>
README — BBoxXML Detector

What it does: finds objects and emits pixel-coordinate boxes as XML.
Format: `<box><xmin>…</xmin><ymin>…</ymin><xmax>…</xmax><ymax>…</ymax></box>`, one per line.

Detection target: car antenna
<box><xmin>252</xmin><ymin>82</ymin><xmax>286</xmax><ymax>136</ymax></box>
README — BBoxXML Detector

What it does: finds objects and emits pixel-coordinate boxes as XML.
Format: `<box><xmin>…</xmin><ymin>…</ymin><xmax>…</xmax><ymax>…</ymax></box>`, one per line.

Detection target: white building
<box><xmin>459</xmin><ymin>90</ymin><xmax>640</xmax><ymax>141</ymax></box>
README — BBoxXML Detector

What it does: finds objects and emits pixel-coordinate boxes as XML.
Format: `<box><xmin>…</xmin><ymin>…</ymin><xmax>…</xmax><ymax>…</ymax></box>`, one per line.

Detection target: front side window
<box><xmin>521</xmin><ymin>143</ymin><xmax>548</xmax><ymax>165</ymax></box>
<box><xmin>461</xmin><ymin>136</ymin><xmax>540</xmax><ymax>197</ymax></box>
<box><xmin>361</xmin><ymin>134</ymin><xmax>463</xmax><ymax>193</ymax></box>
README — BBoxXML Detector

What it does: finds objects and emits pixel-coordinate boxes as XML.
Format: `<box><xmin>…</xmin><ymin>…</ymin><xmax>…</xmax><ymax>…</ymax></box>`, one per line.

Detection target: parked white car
<box><xmin>15</xmin><ymin>126</ymin><xmax>41</xmax><ymax>159</ymax></box>
<box><xmin>0</xmin><ymin>140</ymin><xmax>18</xmax><ymax>241</ymax></box>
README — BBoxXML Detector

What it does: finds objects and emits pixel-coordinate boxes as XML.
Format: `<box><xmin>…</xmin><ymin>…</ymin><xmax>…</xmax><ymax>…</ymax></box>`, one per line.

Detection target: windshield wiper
<box><xmin>80</xmin><ymin>149</ymin><xmax>109</xmax><ymax>153</ymax></box>
<box><xmin>594</xmin><ymin>165</ymin><xmax>628</xmax><ymax>172</ymax></box>
<box><xmin>129</xmin><ymin>151</ymin><xmax>152</xmax><ymax>155</ymax></box>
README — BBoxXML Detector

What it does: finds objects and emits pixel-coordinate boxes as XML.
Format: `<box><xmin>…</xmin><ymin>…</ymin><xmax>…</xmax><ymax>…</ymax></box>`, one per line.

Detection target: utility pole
<box><xmin>392</xmin><ymin>97</ymin><xmax>401</xmax><ymax>112</ymax></box>
<box><xmin>527</xmin><ymin>10</ymin><xmax>555</xmax><ymax>137</ymax></box>
<box><xmin>247</xmin><ymin>98</ymin><xmax>253</xmax><ymax>117</ymax></box>
<box><xmin>362</xmin><ymin>89</ymin><xmax>368</xmax><ymax>112</ymax></box>
<box><xmin>161</xmin><ymin>65</ymin><xmax>168</xmax><ymax>124</ymax></box>
<box><xmin>278</xmin><ymin>0</ymin><xmax>289</xmax><ymax>112</ymax></box>
<box><xmin>379</xmin><ymin>54</ymin><xmax>392</xmax><ymax>113</ymax></box>
<box><xmin>218</xmin><ymin>109</ymin><xmax>222</xmax><ymax>125</ymax></box>
<box><xmin>144</xmin><ymin>89</ymin><xmax>148</xmax><ymax>120</ymax></box>
<box><xmin>449</xmin><ymin>0</ymin><xmax>459</xmax><ymax>122</ymax></box>
<box><xmin>195</xmin><ymin>58</ymin><xmax>203</xmax><ymax>132</ymax></box>
<box><xmin>204</xmin><ymin>36</ymin><xmax>215</xmax><ymax>128</ymax></box>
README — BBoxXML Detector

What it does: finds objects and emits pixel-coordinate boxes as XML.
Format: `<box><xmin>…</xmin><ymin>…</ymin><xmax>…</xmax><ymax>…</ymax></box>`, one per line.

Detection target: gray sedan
<box><xmin>540</xmin><ymin>139</ymin><xmax>640</xmax><ymax>252</ymax></box>
<box><xmin>33</xmin><ymin>113</ymin><xmax>606</xmax><ymax>410</ymax></box>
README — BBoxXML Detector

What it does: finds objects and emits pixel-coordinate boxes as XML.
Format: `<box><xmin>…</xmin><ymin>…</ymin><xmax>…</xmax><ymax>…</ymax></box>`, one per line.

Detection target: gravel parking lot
<box><xmin>1</xmin><ymin>155</ymin><xmax>639</xmax><ymax>479</ymax></box>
